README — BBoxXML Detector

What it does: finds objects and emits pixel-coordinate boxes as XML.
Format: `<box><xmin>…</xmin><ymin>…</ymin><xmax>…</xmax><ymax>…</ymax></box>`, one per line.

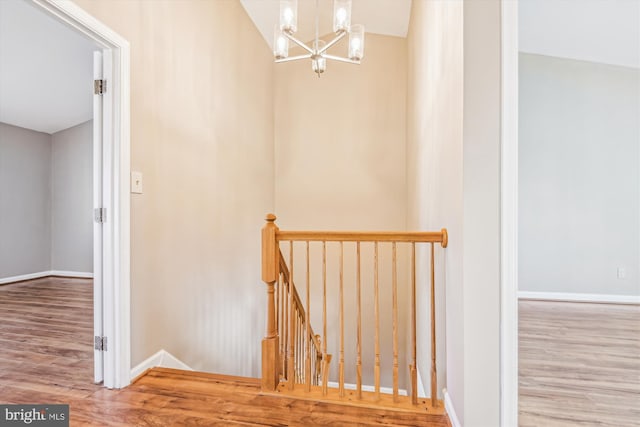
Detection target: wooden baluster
<box><xmin>296</xmin><ymin>311</ymin><xmax>302</xmax><ymax>383</ymax></box>
<box><xmin>261</xmin><ymin>214</ymin><xmax>279</xmax><ymax>391</ymax></box>
<box><xmin>305</xmin><ymin>241</ymin><xmax>311</xmax><ymax>392</ymax></box>
<box><xmin>339</xmin><ymin>241</ymin><xmax>345</xmax><ymax>397</ymax></box>
<box><xmin>392</xmin><ymin>242</ymin><xmax>399</xmax><ymax>402</ymax></box>
<box><xmin>275</xmin><ymin>274</ymin><xmax>278</xmax><ymax>342</ymax></box>
<box><xmin>315</xmin><ymin>335</ymin><xmax>322</xmax><ymax>385</ymax></box>
<box><xmin>374</xmin><ymin>242</ymin><xmax>380</xmax><ymax>400</ymax></box>
<box><xmin>356</xmin><ymin>241</ymin><xmax>362</xmax><ymax>400</ymax></box>
<box><xmin>276</xmin><ymin>270</ymin><xmax>281</xmax><ymax>377</ymax></box>
<box><xmin>312</xmin><ymin>337</ymin><xmax>316</xmax><ymax>386</ymax></box>
<box><xmin>322</xmin><ymin>354</ymin><xmax>332</xmax><ymax>394</ymax></box>
<box><xmin>288</xmin><ymin>242</ymin><xmax>295</xmax><ymax>389</ymax></box>
<box><xmin>297</xmin><ymin>314</ymin><xmax>300</xmax><ymax>383</ymax></box>
<box><xmin>410</xmin><ymin>242</ymin><xmax>418</xmax><ymax>404</ymax></box>
<box><xmin>322</xmin><ymin>241</ymin><xmax>328</xmax><ymax>396</ymax></box>
<box><xmin>297</xmin><ymin>311</ymin><xmax>301</xmax><ymax>383</ymax></box>
<box><xmin>430</xmin><ymin>242</ymin><xmax>437</xmax><ymax>407</ymax></box>
<box><xmin>283</xmin><ymin>272</ymin><xmax>288</xmax><ymax>380</ymax></box>
<box><xmin>299</xmin><ymin>312</ymin><xmax>303</xmax><ymax>383</ymax></box>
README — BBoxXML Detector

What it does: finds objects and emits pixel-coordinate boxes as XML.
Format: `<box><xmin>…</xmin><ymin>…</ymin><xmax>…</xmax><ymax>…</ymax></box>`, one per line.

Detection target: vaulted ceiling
<box><xmin>1</xmin><ymin>0</ymin><xmax>636</xmax><ymax>136</ymax></box>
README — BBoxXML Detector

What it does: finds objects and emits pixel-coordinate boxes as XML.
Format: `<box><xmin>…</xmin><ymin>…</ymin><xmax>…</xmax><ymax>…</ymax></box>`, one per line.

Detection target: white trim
<box><xmin>50</xmin><ymin>270</ymin><xmax>94</xmax><ymax>278</ymax></box>
<box><xmin>519</xmin><ymin>291</ymin><xmax>640</xmax><ymax>305</ymax></box>
<box><xmin>500</xmin><ymin>1</ymin><xmax>519</xmax><ymax>426</ymax></box>
<box><xmin>130</xmin><ymin>350</ymin><xmax>194</xmax><ymax>380</ymax></box>
<box><xmin>444</xmin><ymin>389</ymin><xmax>462</xmax><ymax>427</ymax></box>
<box><xmin>326</xmin><ymin>381</ymin><xmax>408</xmax><ymax>397</ymax></box>
<box><xmin>0</xmin><ymin>271</ymin><xmax>51</xmax><ymax>285</ymax></box>
<box><xmin>33</xmin><ymin>0</ymin><xmax>131</xmax><ymax>389</ymax></box>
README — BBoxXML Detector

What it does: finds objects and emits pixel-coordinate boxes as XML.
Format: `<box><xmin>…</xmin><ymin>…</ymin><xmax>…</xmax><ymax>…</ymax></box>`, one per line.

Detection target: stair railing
<box><xmin>260</xmin><ymin>213</ymin><xmax>448</xmax><ymax>408</ymax></box>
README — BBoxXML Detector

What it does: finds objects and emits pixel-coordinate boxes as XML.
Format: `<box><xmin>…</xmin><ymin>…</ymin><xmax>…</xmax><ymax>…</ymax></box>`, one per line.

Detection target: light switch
<box><xmin>131</xmin><ymin>171</ymin><xmax>143</xmax><ymax>194</ymax></box>
<box><xmin>617</xmin><ymin>267</ymin><xmax>626</xmax><ymax>279</ymax></box>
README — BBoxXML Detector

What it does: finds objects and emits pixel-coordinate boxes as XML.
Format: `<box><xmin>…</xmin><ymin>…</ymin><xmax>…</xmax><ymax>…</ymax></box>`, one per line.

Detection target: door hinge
<box><xmin>94</xmin><ymin>336</ymin><xmax>107</xmax><ymax>351</ymax></box>
<box><xmin>94</xmin><ymin>208</ymin><xmax>106</xmax><ymax>224</ymax></box>
<box><xmin>94</xmin><ymin>79</ymin><xmax>106</xmax><ymax>95</ymax></box>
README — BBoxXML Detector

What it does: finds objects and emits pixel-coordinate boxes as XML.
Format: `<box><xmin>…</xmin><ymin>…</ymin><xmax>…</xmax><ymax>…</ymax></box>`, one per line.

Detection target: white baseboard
<box><xmin>518</xmin><ymin>291</ymin><xmax>640</xmax><ymax>305</ymax></box>
<box><xmin>0</xmin><ymin>271</ymin><xmax>51</xmax><ymax>285</ymax></box>
<box><xmin>326</xmin><ymin>381</ymin><xmax>408</xmax><ymax>396</ymax></box>
<box><xmin>444</xmin><ymin>389</ymin><xmax>462</xmax><ymax>427</ymax></box>
<box><xmin>0</xmin><ymin>270</ymin><xmax>93</xmax><ymax>285</ymax></box>
<box><xmin>130</xmin><ymin>349</ymin><xmax>193</xmax><ymax>380</ymax></box>
<box><xmin>50</xmin><ymin>270</ymin><xmax>93</xmax><ymax>278</ymax></box>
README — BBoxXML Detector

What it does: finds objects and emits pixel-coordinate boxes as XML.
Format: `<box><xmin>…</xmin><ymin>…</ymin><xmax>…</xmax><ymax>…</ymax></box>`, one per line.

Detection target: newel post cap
<box><xmin>265</xmin><ymin>213</ymin><xmax>277</xmax><ymax>223</ymax></box>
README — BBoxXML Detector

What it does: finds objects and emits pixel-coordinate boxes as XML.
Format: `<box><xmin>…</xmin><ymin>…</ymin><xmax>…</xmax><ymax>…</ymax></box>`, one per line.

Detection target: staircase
<box><xmin>260</xmin><ymin>214</ymin><xmax>448</xmax><ymax>415</ymax></box>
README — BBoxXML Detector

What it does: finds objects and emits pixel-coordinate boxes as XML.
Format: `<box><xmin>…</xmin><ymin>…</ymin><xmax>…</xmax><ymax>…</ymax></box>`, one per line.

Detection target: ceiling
<box><xmin>519</xmin><ymin>0</ymin><xmax>640</xmax><ymax>68</ymax></box>
<box><xmin>1</xmin><ymin>0</ymin><xmax>633</xmax><ymax>136</ymax></box>
<box><xmin>240</xmin><ymin>0</ymin><xmax>412</xmax><ymax>50</ymax></box>
<box><xmin>0</xmin><ymin>0</ymin><xmax>98</xmax><ymax>134</ymax></box>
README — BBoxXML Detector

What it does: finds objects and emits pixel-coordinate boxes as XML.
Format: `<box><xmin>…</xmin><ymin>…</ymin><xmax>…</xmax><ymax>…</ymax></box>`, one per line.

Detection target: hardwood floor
<box><xmin>519</xmin><ymin>299</ymin><xmax>640</xmax><ymax>427</ymax></box>
<box><xmin>0</xmin><ymin>278</ymin><xmax>450</xmax><ymax>426</ymax></box>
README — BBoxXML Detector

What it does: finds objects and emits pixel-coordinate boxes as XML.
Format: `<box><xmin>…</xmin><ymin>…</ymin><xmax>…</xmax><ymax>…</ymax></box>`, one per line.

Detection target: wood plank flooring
<box><xmin>519</xmin><ymin>299</ymin><xmax>640</xmax><ymax>427</ymax></box>
<box><xmin>0</xmin><ymin>278</ymin><xmax>450</xmax><ymax>426</ymax></box>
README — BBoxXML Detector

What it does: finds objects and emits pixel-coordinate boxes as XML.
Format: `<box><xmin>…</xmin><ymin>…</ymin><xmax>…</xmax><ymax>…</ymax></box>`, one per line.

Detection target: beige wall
<box><xmin>462</xmin><ymin>0</ymin><xmax>502</xmax><ymax>425</ymax></box>
<box><xmin>407</xmin><ymin>0</ymin><xmax>463</xmax><ymax>404</ymax></box>
<box><xmin>408</xmin><ymin>1</ymin><xmax>502</xmax><ymax>425</ymax></box>
<box><xmin>73</xmin><ymin>0</ymin><xmax>275</xmax><ymax>376</ymax></box>
<box><xmin>274</xmin><ymin>33</ymin><xmax>407</xmax><ymax>231</ymax></box>
<box><xmin>274</xmin><ymin>33</ymin><xmax>409</xmax><ymax>389</ymax></box>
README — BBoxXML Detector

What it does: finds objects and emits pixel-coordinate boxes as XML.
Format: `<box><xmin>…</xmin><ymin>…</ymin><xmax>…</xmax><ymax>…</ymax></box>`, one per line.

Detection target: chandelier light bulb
<box><xmin>348</xmin><ymin>24</ymin><xmax>365</xmax><ymax>60</ymax></box>
<box><xmin>279</xmin><ymin>0</ymin><xmax>298</xmax><ymax>33</ymax></box>
<box><xmin>312</xmin><ymin>39</ymin><xmax>327</xmax><ymax>75</ymax></box>
<box><xmin>277</xmin><ymin>37</ymin><xmax>287</xmax><ymax>53</ymax></box>
<box><xmin>336</xmin><ymin>8</ymin><xmax>347</xmax><ymax>26</ymax></box>
<box><xmin>273</xmin><ymin>26</ymin><xmax>289</xmax><ymax>59</ymax></box>
<box><xmin>333</xmin><ymin>0</ymin><xmax>352</xmax><ymax>33</ymax></box>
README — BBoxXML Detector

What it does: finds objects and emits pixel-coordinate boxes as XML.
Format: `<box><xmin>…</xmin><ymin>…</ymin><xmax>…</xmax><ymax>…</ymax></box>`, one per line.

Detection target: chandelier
<box><xmin>273</xmin><ymin>0</ymin><xmax>365</xmax><ymax>76</ymax></box>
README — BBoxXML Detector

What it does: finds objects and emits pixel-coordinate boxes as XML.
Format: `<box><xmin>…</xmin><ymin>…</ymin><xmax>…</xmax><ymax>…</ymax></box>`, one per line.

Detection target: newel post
<box><xmin>261</xmin><ymin>213</ymin><xmax>279</xmax><ymax>391</ymax></box>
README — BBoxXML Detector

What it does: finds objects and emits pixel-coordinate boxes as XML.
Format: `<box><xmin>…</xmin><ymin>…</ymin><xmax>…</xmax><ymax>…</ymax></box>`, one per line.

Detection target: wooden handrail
<box><xmin>277</xmin><ymin>230</ymin><xmax>448</xmax><ymax>246</ymax></box>
<box><xmin>278</xmin><ymin>251</ymin><xmax>322</xmax><ymax>353</ymax></box>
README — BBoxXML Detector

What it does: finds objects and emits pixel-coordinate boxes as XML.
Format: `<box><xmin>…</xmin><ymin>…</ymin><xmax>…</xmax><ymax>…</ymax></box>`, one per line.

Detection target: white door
<box><xmin>94</xmin><ymin>48</ymin><xmax>115</xmax><ymax>387</ymax></box>
<box><xmin>93</xmin><ymin>50</ymin><xmax>104</xmax><ymax>383</ymax></box>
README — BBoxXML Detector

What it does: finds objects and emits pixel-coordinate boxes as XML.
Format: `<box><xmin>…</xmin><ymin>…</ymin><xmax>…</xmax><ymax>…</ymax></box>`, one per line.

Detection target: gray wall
<box><xmin>0</xmin><ymin>120</ymin><xmax>93</xmax><ymax>280</ymax></box>
<box><xmin>519</xmin><ymin>53</ymin><xmax>640</xmax><ymax>296</ymax></box>
<box><xmin>51</xmin><ymin>121</ymin><xmax>93</xmax><ymax>272</ymax></box>
<box><xmin>0</xmin><ymin>122</ymin><xmax>52</xmax><ymax>278</ymax></box>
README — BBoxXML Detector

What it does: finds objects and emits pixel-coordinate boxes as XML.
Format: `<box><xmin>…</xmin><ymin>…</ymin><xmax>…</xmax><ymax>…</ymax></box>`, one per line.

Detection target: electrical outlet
<box><xmin>617</xmin><ymin>267</ymin><xmax>626</xmax><ymax>279</ymax></box>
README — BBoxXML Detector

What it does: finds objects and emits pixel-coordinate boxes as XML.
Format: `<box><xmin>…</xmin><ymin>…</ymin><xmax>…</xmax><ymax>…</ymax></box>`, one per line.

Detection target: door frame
<box><xmin>32</xmin><ymin>0</ymin><xmax>131</xmax><ymax>389</ymax></box>
<box><xmin>500</xmin><ymin>0</ymin><xmax>519</xmax><ymax>425</ymax></box>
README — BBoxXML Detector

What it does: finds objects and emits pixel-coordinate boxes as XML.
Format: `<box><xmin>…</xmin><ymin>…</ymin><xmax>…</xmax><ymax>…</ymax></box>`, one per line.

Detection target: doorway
<box><xmin>501</xmin><ymin>0</ymin><xmax>640</xmax><ymax>425</ymax></box>
<box><xmin>0</xmin><ymin>0</ymin><xmax>130</xmax><ymax>389</ymax></box>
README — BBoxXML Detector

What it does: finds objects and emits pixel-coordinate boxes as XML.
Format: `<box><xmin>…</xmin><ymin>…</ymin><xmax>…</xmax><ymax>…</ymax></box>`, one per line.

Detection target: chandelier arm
<box><xmin>275</xmin><ymin>54</ymin><xmax>312</xmax><ymax>63</ymax></box>
<box><xmin>323</xmin><ymin>54</ymin><xmax>361</xmax><ymax>65</ymax></box>
<box><xmin>318</xmin><ymin>31</ymin><xmax>347</xmax><ymax>55</ymax></box>
<box><xmin>284</xmin><ymin>32</ymin><xmax>314</xmax><ymax>54</ymax></box>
